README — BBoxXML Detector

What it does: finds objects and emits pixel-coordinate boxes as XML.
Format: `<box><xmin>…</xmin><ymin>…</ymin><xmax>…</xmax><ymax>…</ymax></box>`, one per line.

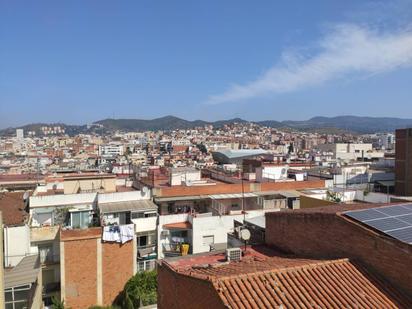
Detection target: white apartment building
<box><xmin>317</xmin><ymin>143</ymin><xmax>384</xmax><ymax>161</ymax></box>
<box><xmin>99</xmin><ymin>143</ymin><xmax>124</xmax><ymax>156</ymax></box>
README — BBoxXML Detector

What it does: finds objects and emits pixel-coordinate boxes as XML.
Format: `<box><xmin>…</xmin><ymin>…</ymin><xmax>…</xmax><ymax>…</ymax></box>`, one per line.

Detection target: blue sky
<box><xmin>1</xmin><ymin>0</ymin><xmax>412</xmax><ymax>128</ymax></box>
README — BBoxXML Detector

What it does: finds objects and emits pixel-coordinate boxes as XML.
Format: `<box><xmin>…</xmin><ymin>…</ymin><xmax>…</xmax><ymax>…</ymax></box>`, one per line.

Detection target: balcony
<box><xmin>163</xmin><ymin>242</ymin><xmax>190</xmax><ymax>257</ymax></box>
<box><xmin>137</xmin><ymin>244</ymin><xmax>156</xmax><ymax>259</ymax></box>
<box><xmin>132</xmin><ymin>216</ymin><xmax>157</xmax><ymax>233</ymax></box>
<box><xmin>30</xmin><ymin>226</ymin><xmax>60</xmax><ymax>243</ymax></box>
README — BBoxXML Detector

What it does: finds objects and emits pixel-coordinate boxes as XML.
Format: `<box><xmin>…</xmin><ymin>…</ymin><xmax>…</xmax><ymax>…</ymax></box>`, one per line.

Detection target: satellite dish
<box><xmin>23</xmin><ymin>191</ymin><xmax>29</xmax><ymax>201</ymax></box>
<box><xmin>240</xmin><ymin>228</ymin><xmax>251</xmax><ymax>241</ymax></box>
<box><xmin>141</xmin><ymin>186</ymin><xmax>149</xmax><ymax>197</ymax></box>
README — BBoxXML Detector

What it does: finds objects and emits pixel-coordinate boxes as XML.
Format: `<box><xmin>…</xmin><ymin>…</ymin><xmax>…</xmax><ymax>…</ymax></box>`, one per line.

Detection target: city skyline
<box><xmin>1</xmin><ymin>0</ymin><xmax>412</xmax><ymax>127</ymax></box>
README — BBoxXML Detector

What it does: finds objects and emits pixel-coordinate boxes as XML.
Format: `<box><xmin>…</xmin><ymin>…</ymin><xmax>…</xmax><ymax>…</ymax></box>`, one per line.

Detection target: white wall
<box><xmin>4</xmin><ymin>225</ymin><xmax>31</xmax><ymax>267</ymax></box>
<box><xmin>98</xmin><ymin>190</ymin><xmax>150</xmax><ymax>203</ymax></box>
<box><xmin>133</xmin><ymin>216</ymin><xmax>157</xmax><ymax>233</ymax></box>
<box><xmin>256</xmin><ymin>166</ymin><xmax>288</xmax><ymax>182</ymax></box>
<box><xmin>355</xmin><ymin>190</ymin><xmax>391</xmax><ymax>203</ymax></box>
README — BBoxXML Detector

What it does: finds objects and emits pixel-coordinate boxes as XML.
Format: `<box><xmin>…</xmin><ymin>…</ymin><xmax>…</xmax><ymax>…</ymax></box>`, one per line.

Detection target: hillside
<box><xmin>2</xmin><ymin>115</ymin><xmax>412</xmax><ymax>136</ymax></box>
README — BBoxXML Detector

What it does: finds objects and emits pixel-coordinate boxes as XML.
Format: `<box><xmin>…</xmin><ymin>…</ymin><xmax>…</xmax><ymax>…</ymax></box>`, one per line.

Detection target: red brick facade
<box><xmin>102</xmin><ymin>241</ymin><xmax>134</xmax><ymax>305</ymax></box>
<box><xmin>157</xmin><ymin>262</ymin><xmax>225</xmax><ymax>309</ymax></box>
<box><xmin>64</xmin><ymin>238</ymin><xmax>98</xmax><ymax>309</ymax></box>
<box><xmin>61</xmin><ymin>228</ymin><xmax>134</xmax><ymax>308</ymax></box>
<box><xmin>265</xmin><ymin>210</ymin><xmax>412</xmax><ymax>296</ymax></box>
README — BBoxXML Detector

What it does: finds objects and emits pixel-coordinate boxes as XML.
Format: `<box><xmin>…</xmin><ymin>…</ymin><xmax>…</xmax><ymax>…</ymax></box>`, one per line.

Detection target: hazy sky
<box><xmin>1</xmin><ymin>0</ymin><xmax>412</xmax><ymax>128</ymax></box>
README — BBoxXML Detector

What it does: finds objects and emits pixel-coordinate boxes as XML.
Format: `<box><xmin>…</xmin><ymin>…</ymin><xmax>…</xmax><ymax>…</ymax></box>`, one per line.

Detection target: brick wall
<box><xmin>265</xmin><ymin>211</ymin><xmax>412</xmax><ymax>296</ymax></box>
<box><xmin>157</xmin><ymin>262</ymin><xmax>225</xmax><ymax>309</ymax></box>
<box><xmin>64</xmin><ymin>238</ymin><xmax>98</xmax><ymax>309</ymax></box>
<box><xmin>61</xmin><ymin>228</ymin><xmax>135</xmax><ymax>308</ymax></box>
<box><xmin>102</xmin><ymin>241</ymin><xmax>134</xmax><ymax>304</ymax></box>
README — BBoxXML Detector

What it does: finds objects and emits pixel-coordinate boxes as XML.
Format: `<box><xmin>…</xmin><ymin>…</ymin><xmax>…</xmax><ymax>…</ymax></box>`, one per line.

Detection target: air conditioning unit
<box><xmin>226</xmin><ymin>248</ymin><xmax>242</xmax><ymax>262</ymax></box>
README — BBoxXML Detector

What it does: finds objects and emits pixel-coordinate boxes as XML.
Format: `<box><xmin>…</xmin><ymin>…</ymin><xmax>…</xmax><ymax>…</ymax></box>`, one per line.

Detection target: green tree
<box><xmin>117</xmin><ymin>270</ymin><xmax>157</xmax><ymax>308</ymax></box>
<box><xmin>51</xmin><ymin>296</ymin><xmax>69</xmax><ymax>309</ymax></box>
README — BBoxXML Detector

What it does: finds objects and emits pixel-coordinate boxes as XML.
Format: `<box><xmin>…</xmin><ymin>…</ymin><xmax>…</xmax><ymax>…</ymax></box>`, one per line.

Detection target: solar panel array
<box><xmin>344</xmin><ymin>204</ymin><xmax>412</xmax><ymax>245</ymax></box>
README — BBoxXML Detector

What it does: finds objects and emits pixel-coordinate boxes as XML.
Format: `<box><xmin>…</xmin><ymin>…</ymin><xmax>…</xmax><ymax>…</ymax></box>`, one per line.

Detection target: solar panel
<box><xmin>344</xmin><ymin>204</ymin><xmax>412</xmax><ymax>245</ymax></box>
<box><xmin>386</xmin><ymin>227</ymin><xmax>412</xmax><ymax>244</ymax></box>
<box><xmin>345</xmin><ymin>209</ymin><xmax>389</xmax><ymax>222</ymax></box>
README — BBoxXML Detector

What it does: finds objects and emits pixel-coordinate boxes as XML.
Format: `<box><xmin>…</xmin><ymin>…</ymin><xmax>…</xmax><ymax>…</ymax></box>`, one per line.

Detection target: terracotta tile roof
<box><xmin>0</xmin><ymin>192</ymin><xmax>28</xmax><ymax>226</ymax></box>
<box><xmin>164</xmin><ymin>247</ymin><xmax>412</xmax><ymax>308</ymax></box>
<box><xmin>213</xmin><ymin>259</ymin><xmax>412</xmax><ymax>309</ymax></box>
<box><xmin>174</xmin><ymin>254</ymin><xmax>325</xmax><ymax>280</ymax></box>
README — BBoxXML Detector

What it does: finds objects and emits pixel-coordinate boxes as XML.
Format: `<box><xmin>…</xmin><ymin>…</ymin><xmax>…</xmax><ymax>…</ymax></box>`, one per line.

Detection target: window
<box><xmin>231</xmin><ymin>203</ymin><xmax>240</xmax><ymax>210</ymax></box>
<box><xmin>132</xmin><ymin>212</ymin><xmax>156</xmax><ymax>219</ymax></box>
<box><xmin>35</xmin><ymin>212</ymin><xmax>53</xmax><ymax>226</ymax></box>
<box><xmin>71</xmin><ymin>211</ymin><xmax>90</xmax><ymax>229</ymax></box>
<box><xmin>137</xmin><ymin>231</ymin><xmax>156</xmax><ymax>247</ymax></box>
<box><xmin>5</xmin><ymin>285</ymin><xmax>31</xmax><ymax>309</ymax></box>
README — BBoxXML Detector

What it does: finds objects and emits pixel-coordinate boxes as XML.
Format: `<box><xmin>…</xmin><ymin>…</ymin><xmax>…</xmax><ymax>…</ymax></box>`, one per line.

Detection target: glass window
<box><xmin>5</xmin><ymin>291</ymin><xmax>13</xmax><ymax>302</ymax></box>
<box><xmin>14</xmin><ymin>302</ymin><xmax>28</xmax><ymax>309</ymax></box>
<box><xmin>14</xmin><ymin>290</ymin><xmax>29</xmax><ymax>301</ymax></box>
<box><xmin>71</xmin><ymin>211</ymin><xmax>90</xmax><ymax>229</ymax></box>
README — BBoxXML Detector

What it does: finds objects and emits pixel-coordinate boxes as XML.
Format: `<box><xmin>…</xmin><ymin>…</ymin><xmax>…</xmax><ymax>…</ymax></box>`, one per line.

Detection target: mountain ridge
<box><xmin>2</xmin><ymin>115</ymin><xmax>412</xmax><ymax>136</ymax></box>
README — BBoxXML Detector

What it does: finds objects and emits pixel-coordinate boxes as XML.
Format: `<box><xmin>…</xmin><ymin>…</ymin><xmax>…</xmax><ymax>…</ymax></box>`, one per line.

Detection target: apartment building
<box><xmin>153</xmin><ymin>179</ymin><xmax>324</xmax><ymax>259</ymax></box>
<box><xmin>317</xmin><ymin>143</ymin><xmax>384</xmax><ymax>161</ymax></box>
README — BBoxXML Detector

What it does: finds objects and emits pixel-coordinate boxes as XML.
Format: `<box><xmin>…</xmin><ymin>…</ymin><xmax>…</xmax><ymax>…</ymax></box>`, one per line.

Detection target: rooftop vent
<box><xmin>226</xmin><ymin>248</ymin><xmax>242</xmax><ymax>262</ymax></box>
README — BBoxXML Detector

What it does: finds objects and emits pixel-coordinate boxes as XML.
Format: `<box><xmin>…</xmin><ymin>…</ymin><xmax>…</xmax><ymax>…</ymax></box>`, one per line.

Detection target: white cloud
<box><xmin>207</xmin><ymin>23</ymin><xmax>412</xmax><ymax>104</ymax></box>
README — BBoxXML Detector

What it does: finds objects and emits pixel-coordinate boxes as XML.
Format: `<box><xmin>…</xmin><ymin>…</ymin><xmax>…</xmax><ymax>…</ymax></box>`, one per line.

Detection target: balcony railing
<box><xmin>162</xmin><ymin>241</ymin><xmax>190</xmax><ymax>257</ymax></box>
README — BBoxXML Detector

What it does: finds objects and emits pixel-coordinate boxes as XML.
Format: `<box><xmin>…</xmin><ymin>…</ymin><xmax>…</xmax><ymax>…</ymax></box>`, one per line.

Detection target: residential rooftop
<box><xmin>0</xmin><ymin>191</ymin><xmax>28</xmax><ymax>226</ymax></box>
<box><xmin>160</xmin><ymin>246</ymin><xmax>412</xmax><ymax>308</ymax></box>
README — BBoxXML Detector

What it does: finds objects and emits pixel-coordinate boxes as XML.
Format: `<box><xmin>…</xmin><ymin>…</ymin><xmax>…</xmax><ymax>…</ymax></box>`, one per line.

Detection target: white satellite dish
<box><xmin>141</xmin><ymin>186</ymin><xmax>149</xmax><ymax>197</ymax></box>
<box><xmin>23</xmin><ymin>191</ymin><xmax>29</xmax><ymax>201</ymax></box>
<box><xmin>240</xmin><ymin>228</ymin><xmax>251</xmax><ymax>241</ymax></box>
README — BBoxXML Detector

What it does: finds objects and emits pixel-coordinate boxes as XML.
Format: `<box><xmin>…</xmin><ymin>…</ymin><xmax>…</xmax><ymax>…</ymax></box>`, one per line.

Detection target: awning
<box><xmin>99</xmin><ymin>199</ymin><xmax>158</xmax><ymax>214</ymax></box>
<box><xmin>209</xmin><ymin>193</ymin><xmax>257</xmax><ymax>200</ymax></box>
<box><xmin>279</xmin><ymin>190</ymin><xmax>301</xmax><ymax>198</ymax></box>
<box><xmin>163</xmin><ymin>221</ymin><xmax>192</xmax><ymax>230</ymax></box>
<box><xmin>5</xmin><ymin>255</ymin><xmax>40</xmax><ymax>289</ymax></box>
<box><xmin>154</xmin><ymin>195</ymin><xmax>206</xmax><ymax>203</ymax></box>
<box><xmin>255</xmin><ymin>191</ymin><xmax>285</xmax><ymax>197</ymax></box>
<box><xmin>376</xmin><ymin>180</ymin><xmax>395</xmax><ymax>187</ymax></box>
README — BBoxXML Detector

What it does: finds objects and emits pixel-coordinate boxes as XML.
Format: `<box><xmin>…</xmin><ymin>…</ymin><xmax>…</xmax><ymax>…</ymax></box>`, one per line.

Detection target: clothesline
<box><xmin>102</xmin><ymin>224</ymin><xmax>134</xmax><ymax>244</ymax></box>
